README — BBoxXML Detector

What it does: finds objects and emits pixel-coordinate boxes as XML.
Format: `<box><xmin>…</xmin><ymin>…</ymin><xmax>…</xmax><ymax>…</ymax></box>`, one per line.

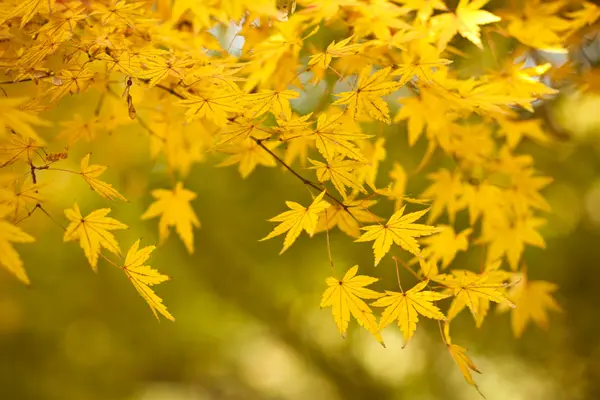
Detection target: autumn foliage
<box><xmin>1</xmin><ymin>0</ymin><xmax>596</xmax><ymax>393</ymax></box>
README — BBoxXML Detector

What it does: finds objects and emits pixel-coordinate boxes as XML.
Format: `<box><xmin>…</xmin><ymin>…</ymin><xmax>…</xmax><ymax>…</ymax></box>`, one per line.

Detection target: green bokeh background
<box><xmin>3</xmin><ymin>12</ymin><xmax>600</xmax><ymax>400</ymax></box>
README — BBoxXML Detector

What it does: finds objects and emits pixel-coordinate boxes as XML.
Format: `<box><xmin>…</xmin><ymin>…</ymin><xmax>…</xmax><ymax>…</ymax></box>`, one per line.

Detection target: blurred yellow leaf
<box><xmin>141</xmin><ymin>182</ymin><xmax>200</xmax><ymax>254</ymax></box>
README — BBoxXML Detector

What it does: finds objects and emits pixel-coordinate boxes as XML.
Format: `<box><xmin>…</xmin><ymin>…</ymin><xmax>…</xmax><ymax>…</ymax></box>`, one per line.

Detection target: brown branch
<box><xmin>250</xmin><ymin>136</ymin><xmax>358</xmax><ymax>221</ymax></box>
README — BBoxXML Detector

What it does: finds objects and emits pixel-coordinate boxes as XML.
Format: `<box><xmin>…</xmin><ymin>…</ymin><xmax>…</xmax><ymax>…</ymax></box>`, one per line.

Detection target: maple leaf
<box><xmin>397</xmin><ymin>0</ymin><xmax>447</xmax><ymax>22</ymax></box>
<box><xmin>180</xmin><ymin>90</ymin><xmax>245</xmax><ymax>127</ymax></box>
<box><xmin>315</xmin><ymin>198</ymin><xmax>382</xmax><ymax>238</ymax></box>
<box><xmin>218</xmin><ymin>138</ymin><xmax>279</xmax><ymax>178</ymax></box>
<box><xmin>0</xmin><ymin>0</ymin><xmax>51</xmax><ymax>28</ymax></box>
<box><xmin>377</xmin><ymin>162</ymin><xmax>407</xmax><ymax>211</ymax></box>
<box><xmin>333</xmin><ymin>66</ymin><xmax>403</xmax><ymax>123</ymax></box>
<box><xmin>356</xmin><ymin>206</ymin><xmax>439</xmax><ymax>266</ymax></box>
<box><xmin>480</xmin><ymin>213</ymin><xmax>546</xmax><ymax>270</ymax></box>
<box><xmin>63</xmin><ymin>204</ymin><xmax>128</xmax><ymax>272</ymax></box>
<box><xmin>320</xmin><ymin>265</ymin><xmax>384</xmax><ymax>344</ymax></box>
<box><xmin>372</xmin><ymin>280</ymin><xmax>449</xmax><ymax>346</ymax></box>
<box><xmin>430</xmin><ymin>0</ymin><xmax>501</xmax><ymax>49</ymax></box>
<box><xmin>434</xmin><ymin>270</ymin><xmax>515</xmax><ymax>322</ymax></box>
<box><xmin>504</xmin><ymin>1</ymin><xmax>572</xmax><ymax>53</ymax></box>
<box><xmin>0</xmin><ymin>133</ymin><xmax>43</xmax><ymax>168</ymax></box>
<box><xmin>0</xmin><ymin>205</ymin><xmax>35</xmax><ymax>284</ymax></box>
<box><xmin>499</xmin><ymin>272</ymin><xmax>562</xmax><ymax>338</ymax></box>
<box><xmin>261</xmin><ymin>191</ymin><xmax>330</xmax><ymax>254</ymax></box>
<box><xmin>444</xmin><ymin>323</ymin><xmax>483</xmax><ymax>393</ymax></box>
<box><xmin>244</xmin><ymin>90</ymin><xmax>300</xmax><ymax>120</ymax></box>
<box><xmin>421</xmin><ymin>169</ymin><xmax>466</xmax><ymax>224</ymax></box>
<box><xmin>312</xmin><ymin>112</ymin><xmax>371</xmax><ymax>162</ymax></box>
<box><xmin>141</xmin><ymin>182</ymin><xmax>200</xmax><ymax>254</ymax></box>
<box><xmin>308</xmin><ymin>35</ymin><xmax>362</xmax><ymax>70</ymax></box>
<box><xmin>417</xmin><ymin>226</ymin><xmax>472</xmax><ymax>269</ymax></box>
<box><xmin>308</xmin><ymin>157</ymin><xmax>366</xmax><ymax>200</ymax></box>
<box><xmin>79</xmin><ymin>154</ymin><xmax>127</xmax><ymax>202</ymax></box>
<box><xmin>391</xmin><ymin>41</ymin><xmax>452</xmax><ymax>86</ymax></box>
<box><xmin>122</xmin><ymin>239</ymin><xmax>174</xmax><ymax>322</ymax></box>
<box><xmin>0</xmin><ymin>97</ymin><xmax>49</xmax><ymax>144</ymax></box>
<box><xmin>44</xmin><ymin>67</ymin><xmax>96</xmax><ymax>103</ymax></box>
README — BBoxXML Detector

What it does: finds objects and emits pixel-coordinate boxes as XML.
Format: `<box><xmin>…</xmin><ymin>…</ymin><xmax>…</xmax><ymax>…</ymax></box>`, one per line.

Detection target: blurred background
<box><xmin>3</xmin><ymin>2</ymin><xmax>600</xmax><ymax>400</ymax></box>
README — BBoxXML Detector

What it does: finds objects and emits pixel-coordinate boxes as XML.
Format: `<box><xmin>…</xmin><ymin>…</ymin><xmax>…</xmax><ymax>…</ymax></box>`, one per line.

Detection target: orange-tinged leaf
<box><xmin>320</xmin><ymin>265</ymin><xmax>384</xmax><ymax>344</ymax></box>
<box><xmin>372</xmin><ymin>280</ymin><xmax>449</xmax><ymax>346</ymax></box>
<box><xmin>122</xmin><ymin>239</ymin><xmax>174</xmax><ymax>322</ymax></box>
<box><xmin>356</xmin><ymin>206</ymin><xmax>439</xmax><ymax>266</ymax></box>
<box><xmin>141</xmin><ymin>182</ymin><xmax>200</xmax><ymax>254</ymax></box>
<box><xmin>79</xmin><ymin>154</ymin><xmax>127</xmax><ymax>202</ymax></box>
<box><xmin>63</xmin><ymin>204</ymin><xmax>128</xmax><ymax>271</ymax></box>
<box><xmin>260</xmin><ymin>190</ymin><xmax>330</xmax><ymax>254</ymax></box>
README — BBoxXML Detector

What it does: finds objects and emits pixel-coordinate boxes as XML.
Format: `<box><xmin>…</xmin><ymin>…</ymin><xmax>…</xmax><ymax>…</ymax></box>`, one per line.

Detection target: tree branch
<box><xmin>250</xmin><ymin>136</ymin><xmax>358</xmax><ymax>221</ymax></box>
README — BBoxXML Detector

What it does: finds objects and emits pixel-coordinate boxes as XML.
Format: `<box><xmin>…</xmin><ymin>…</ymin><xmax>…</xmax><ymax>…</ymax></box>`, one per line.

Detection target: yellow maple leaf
<box><xmin>308</xmin><ymin>35</ymin><xmax>362</xmax><ymax>70</ymax></box>
<box><xmin>0</xmin><ymin>97</ymin><xmax>49</xmax><ymax>144</ymax></box>
<box><xmin>308</xmin><ymin>157</ymin><xmax>366</xmax><ymax>200</ymax></box>
<box><xmin>372</xmin><ymin>280</ymin><xmax>449</xmax><ymax>347</ymax></box>
<box><xmin>180</xmin><ymin>89</ymin><xmax>245</xmax><ymax>127</ymax></box>
<box><xmin>417</xmin><ymin>226</ymin><xmax>472</xmax><ymax>269</ymax></box>
<box><xmin>0</xmin><ymin>205</ymin><xmax>35</xmax><ymax>284</ymax></box>
<box><xmin>434</xmin><ymin>270</ymin><xmax>515</xmax><ymax>322</ymax></box>
<box><xmin>430</xmin><ymin>0</ymin><xmax>500</xmax><ymax>49</ymax></box>
<box><xmin>0</xmin><ymin>0</ymin><xmax>52</xmax><ymax>29</ymax></box>
<box><xmin>218</xmin><ymin>138</ymin><xmax>279</xmax><ymax>178</ymax></box>
<box><xmin>333</xmin><ymin>65</ymin><xmax>403</xmax><ymax>123</ymax></box>
<box><xmin>499</xmin><ymin>272</ymin><xmax>562</xmax><ymax>338</ymax></box>
<box><xmin>261</xmin><ymin>190</ymin><xmax>330</xmax><ymax>254</ymax></box>
<box><xmin>444</xmin><ymin>322</ymin><xmax>483</xmax><ymax>393</ymax></box>
<box><xmin>122</xmin><ymin>239</ymin><xmax>174</xmax><ymax>322</ymax></box>
<box><xmin>480</xmin><ymin>213</ymin><xmax>546</xmax><ymax>270</ymax></box>
<box><xmin>244</xmin><ymin>90</ymin><xmax>300</xmax><ymax>120</ymax></box>
<box><xmin>312</xmin><ymin>112</ymin><xmax>371</xmax><ymax>162</ymax></box>
<box><xmin>0</xmin><ymin>133</ymin><xmax>44</xmax><ymax>167</ymax></box>
<box><xmin>399</xmin><ymin>0</ymin><xmax>448</xmax><ymax>22</ymax></box>
<box><xmin>63</xmin><ymin>204</ymin><xmax>128</xmax><ymax>272</ymax></box>
<box><xmin>356</xmin><ymin>206</ymin><xmax>439</xmax><ymax>266</ymax></box>
<box><xmin>320</xmin><ymin>265</ymin><xmax>384</xmax><ymax>344</ymax></box>
<box><xmin>141</xmin><ymin>182</ymin><xmax>200</xmax><ymax>254</ymax></box>
<box><xmin>315</xmin><ymin>198</ymin><xmax>382</xmax><ymax>238</ymax></box>
<box><xmin>79</xmin><ymin>154</ymin><xmax>127</xmax><ymax>202</ymax></box>
<box><xmin>421</xmin><ymin>168</ymin><xmax>466</xmax><ymax>224</ymax></box>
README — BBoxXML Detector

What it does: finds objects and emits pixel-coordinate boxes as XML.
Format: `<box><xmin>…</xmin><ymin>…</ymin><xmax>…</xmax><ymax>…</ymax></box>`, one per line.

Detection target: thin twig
<box><xmin>250</xmin><ymin>135</ymin><xmax>358</xmax><ymax>222</ymax></box>
<box><xmin>392</xmin><ymin>256</ymin><xmax>404</xmax><ymax>292</ymax></box>
<box><xmin>323</xmin><ymin>208</ymin><xmax>335</xmax><ymax>275</ymax></box>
